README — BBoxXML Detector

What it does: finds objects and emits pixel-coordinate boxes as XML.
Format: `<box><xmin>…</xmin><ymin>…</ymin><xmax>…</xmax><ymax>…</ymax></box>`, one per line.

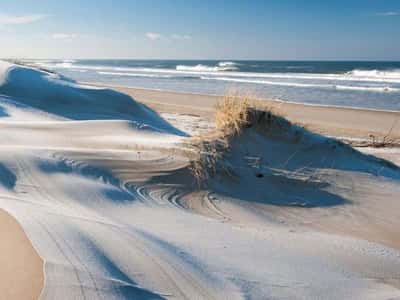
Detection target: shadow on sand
<box><xmin>0</xmin><ymin>66</ymin><xmax>187</xmax><ymax>136</ymax></box>
<box><xmin>0</xmin><ymin>163</ymin><xmax>17</xmax><ymax>190</ymax></box>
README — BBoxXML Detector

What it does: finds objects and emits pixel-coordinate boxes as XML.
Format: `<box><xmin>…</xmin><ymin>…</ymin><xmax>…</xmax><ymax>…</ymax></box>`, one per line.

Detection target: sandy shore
<box><xmin>111</xmin><ymin>86</ymin><xmax>400</xmax><ymax>165</ymax></box>
<box><xmin>0</xmin><ymin>209</ymin><xmax>43</xmax><ymax>300</ymax></box>
<box><xmin>110</xmin><ymin>86</ymin><xmax>400</xmax><ymax>140</ymax></box>
<box><xmin>1</xmin><ymin>65</ymin><xmax>400</xmax><ymax>300</ymax></box>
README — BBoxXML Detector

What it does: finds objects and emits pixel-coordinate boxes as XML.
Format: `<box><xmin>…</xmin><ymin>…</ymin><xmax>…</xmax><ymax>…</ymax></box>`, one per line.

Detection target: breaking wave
<box><xmin>176</xmin><ymin>62</ymin><xmax>239</xmax><ymax>72</ymax></box>
<box><xmin>347</xmin><ymin>69</ymin><xmax>400</xmax><ymax>80</ymax></box>
<box><xmin>97</xmin><ymin>71</ymin><xmax>199</xmax><ymax>79</ymax></box>
<box><xmin>201</xmin><ymin>76</ymin><xmax>400</xmax><ymax>93</ymax></box>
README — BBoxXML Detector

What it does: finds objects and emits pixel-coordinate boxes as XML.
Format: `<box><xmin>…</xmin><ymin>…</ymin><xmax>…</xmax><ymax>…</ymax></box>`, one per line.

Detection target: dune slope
<box><xmin>1</xmin><ymin>61</ymin><xmax>400</xmax><ymax>300</ymax></box>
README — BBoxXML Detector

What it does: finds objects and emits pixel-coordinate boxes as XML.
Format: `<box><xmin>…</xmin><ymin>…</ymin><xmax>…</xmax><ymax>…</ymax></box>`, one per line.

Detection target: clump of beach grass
<box><xmin>215</xmin><ymin>94</ymin><xmax>251</xmax><ymax>136</ymax></box>
<box><xmin>187</xmin><ymin>137</ymin><xmax>228</xmax><ymax>184</ymax></box>
<box><xmin>187</xmin><ymin>93</ymin><xmax>292</xmax><ymax>187</ymax></box>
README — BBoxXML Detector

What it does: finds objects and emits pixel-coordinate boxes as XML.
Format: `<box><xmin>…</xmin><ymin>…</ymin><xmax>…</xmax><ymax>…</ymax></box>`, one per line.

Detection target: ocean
<box><xmin>30</xmin><ymin>59</ymin><xmax>400</xmax><ymax>111</ymax></box>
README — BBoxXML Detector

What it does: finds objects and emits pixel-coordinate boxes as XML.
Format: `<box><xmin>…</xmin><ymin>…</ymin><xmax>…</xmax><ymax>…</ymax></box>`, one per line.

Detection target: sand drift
<box><xmin>1</xmin><ymin>61</ymin><xmax>400</xmax><ymax>299</ymax></box>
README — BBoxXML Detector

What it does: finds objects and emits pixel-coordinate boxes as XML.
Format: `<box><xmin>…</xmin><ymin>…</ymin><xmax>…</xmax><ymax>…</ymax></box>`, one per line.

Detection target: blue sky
<box><xmin>0</xmin><ymin>0</ymin><xmax>399</xmax><ymax>60</ymax></box>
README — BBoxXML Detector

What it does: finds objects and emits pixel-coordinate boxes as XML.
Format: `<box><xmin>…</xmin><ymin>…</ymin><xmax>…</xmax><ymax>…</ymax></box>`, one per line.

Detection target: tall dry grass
<box><xmin>187</xmin><ymin>93</ymin><xmax>287</xmax><ymax>186</ymax></box>
<box><xmin>215</xmin><ymin>95</ymin><xmax>251</xmax><ymax>135</ymax></box>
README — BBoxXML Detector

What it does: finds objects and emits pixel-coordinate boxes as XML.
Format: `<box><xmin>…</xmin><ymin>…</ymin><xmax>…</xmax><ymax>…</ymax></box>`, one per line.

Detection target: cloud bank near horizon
<box><xmin>0</xmin><ymin>14</ymin><xmax>49</xmax><ymax>26</ymax></box>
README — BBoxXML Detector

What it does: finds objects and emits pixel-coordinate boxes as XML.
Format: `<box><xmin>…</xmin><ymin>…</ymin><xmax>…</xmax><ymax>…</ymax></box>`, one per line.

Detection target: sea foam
<box><xmin>176</xmin><ymin>62</ymin><xmax>238</xmax><ymax>72</ymax></box>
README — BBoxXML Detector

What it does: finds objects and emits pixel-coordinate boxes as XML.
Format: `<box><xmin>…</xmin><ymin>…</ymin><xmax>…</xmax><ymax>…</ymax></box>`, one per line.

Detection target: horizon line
<box><xmin>3</xmin><ymin>57</ymin><xmax>400</xmax><ymax>62</ymax></box>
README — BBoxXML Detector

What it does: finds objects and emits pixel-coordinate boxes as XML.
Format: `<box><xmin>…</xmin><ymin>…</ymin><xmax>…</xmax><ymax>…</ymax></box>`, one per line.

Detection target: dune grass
<box><xmin>187</xmin><ymin>94</ymin><xmax>289</xmax><ymax>186</ymax></box>
<box><xmin>214</xmin><ymin>95</ymin><xmax>251</xmax><ymax>136</ymax></box>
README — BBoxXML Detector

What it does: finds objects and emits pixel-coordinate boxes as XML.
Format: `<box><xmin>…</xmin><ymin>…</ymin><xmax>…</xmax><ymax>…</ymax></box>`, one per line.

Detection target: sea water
<box><xmin>29</xmin><ymin>59</ymin><xmax>400</xmax><ymax>111</ymax></box>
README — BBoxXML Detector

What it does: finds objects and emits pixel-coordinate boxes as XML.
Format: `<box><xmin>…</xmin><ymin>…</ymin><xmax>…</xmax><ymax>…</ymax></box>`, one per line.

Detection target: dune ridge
<box><xmin>1</xmin><ymin>61</ymin><xmax>400</xmax><ymax>299</ymax></box>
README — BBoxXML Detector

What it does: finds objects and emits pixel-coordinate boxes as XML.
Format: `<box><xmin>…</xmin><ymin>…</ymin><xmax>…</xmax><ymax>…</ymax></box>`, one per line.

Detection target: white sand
<box><xmin>1</xmin><ymin>61</ymin><xmax>400</xmax><ymax>299</ymax></box>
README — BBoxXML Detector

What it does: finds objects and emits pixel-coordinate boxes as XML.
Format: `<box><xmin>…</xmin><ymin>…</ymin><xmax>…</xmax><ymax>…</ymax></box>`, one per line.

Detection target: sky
<box><xmin>0</xmin><ymin>0</ymin><xmax>399</xmax><ymax>60</ymax></box>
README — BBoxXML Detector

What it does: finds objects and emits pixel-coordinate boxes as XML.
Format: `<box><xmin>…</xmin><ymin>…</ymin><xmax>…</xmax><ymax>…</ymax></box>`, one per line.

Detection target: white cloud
<box><xmin>373</xmin><ymin>11</ymin><xmax>400</xmax><ymax>17</ymax></box>
<box><xmin>171</xmin><ymin>34</ymin><xmax>192</xmax><ymax>40</ymax></box>
<box><xmin>145</xmin><ymin>32</ymin><xmax>192</xmax><ymax>41</ymax></box>
<box><xmin>52</xmin><ymin>33</ymin><xmax>80</xmax><ymax>41</ymax></box>
<box><xmin>146</xmin><ymin>32</ymin><xmax>162</xmax><ymax>40</ymax></box>
<box><xmin>0</xmin><ymin>14</ymin><xmax>48</xmax><ymax>25</ymax></box>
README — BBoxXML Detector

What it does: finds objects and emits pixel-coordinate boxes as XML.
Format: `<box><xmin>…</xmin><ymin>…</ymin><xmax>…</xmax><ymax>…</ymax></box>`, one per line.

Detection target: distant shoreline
<box><xmin>85</xmin><ymin>82</ymin><xmax>400</xmax><ymax>141</ymax></box>
<box><xmin>15</xmin><ymin>58</ymin><xmax>400</xmax><ymax>111</ymax></box>
<box><xmin>83</xmin><ymin>81</ymin><xmax>400</xmax><ymax>114</ymax></box>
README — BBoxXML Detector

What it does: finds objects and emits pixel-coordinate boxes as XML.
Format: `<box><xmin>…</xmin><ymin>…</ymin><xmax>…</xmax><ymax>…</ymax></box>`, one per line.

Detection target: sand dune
<box><xmin>1</xmin><ymin>61</ymin><xmax>400</xmax><ymax>299</ymax></box>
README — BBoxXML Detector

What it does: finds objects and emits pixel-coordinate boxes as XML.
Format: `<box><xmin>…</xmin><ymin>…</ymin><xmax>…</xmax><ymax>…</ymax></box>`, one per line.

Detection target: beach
<box><xmin>1</xmin><ymin>61</ymin><xmax>400</xmax><ymax>299</ymax></box>
<box><xmin>2</xmin><ymin>0</ymin><xmax>400</xmax><ymax>298</ymax></box>
<box><xmin>0</xmin><ymin>209</ymin><xmax>43</xmax><ymax>300</ymax></box>
<box><xmin>112</xmin><ymin>85</ymin><xmax>400</xmax><ymax>165</ymax></box>
<box><xmin>112</xmin><ymin>85</ymin><xmax>400</xmax><ymax>139</ymax></box>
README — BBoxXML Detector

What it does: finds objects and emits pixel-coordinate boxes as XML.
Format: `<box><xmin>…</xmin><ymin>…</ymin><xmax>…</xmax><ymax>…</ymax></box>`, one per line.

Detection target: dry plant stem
<box><xmin>366</xmin><ymin>117</ymin><xmax>400</xmax><ymax>148</ymax></box>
